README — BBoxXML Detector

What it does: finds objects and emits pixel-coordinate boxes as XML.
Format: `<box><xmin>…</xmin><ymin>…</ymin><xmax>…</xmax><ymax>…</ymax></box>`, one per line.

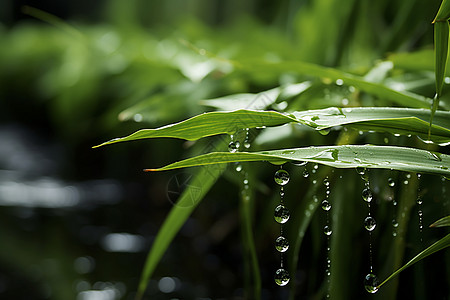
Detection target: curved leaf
<box><xmin>378</xmin><ymin>233</ymin><xmax>450</xmax><ymax>289</ymax></box>
<box><xmin>145</xmin><ymin>145</ymin><xmax>450</xmax><ymax>176</ymax></box>
<box><xmin>94</xmin><ymin>108</ymin><xmax>450</xmax><ymax>148</ymax></box>
<box><xmin>430</xmin><ymin>215</ymin><xmax>450</xmax><ymax>227</ymax></box>
<box><xmin>237</xmin><ymin>60</ymin><xmax>432</xmax><ymax>108</ymax></box>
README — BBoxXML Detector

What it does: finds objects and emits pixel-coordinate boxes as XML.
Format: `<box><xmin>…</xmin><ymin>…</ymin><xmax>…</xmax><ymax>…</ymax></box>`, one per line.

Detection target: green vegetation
<box><xmin>1</xmin><ymin>0</ymin><xmax>450</xmax><ymax>299</ymax></box>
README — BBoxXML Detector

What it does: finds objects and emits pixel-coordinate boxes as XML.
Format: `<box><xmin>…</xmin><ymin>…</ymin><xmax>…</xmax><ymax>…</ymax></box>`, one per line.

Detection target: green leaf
<box><xmin>434</xmin><ymin>20</ymin><xmax>450</xmax><ymax>98</ymax></box>
<box><xmin>93</xmin><ymin>110</ymin><xmax>295</xmax><ymax>147</ymax></box>
<box><xmin>434</xmin><ymin>0</ymin><xmax>450</xmax><ymax>22</ymax></box>
<box><xmin>94</xmin><ymin>108</ymin><xmax>450</xmax><ymax>148</ymax></box>
<box><xmin>430</xmin><ymin>215</ymin><xmax>450</xmax><ymax>227</ymax></box>
<box><xmin>293</xmin><ymin>107</ymin><xmax>450</xmax><ymax>145</ymax></box>
<box><xmin>136</xmin><ymin>163</ymin><xmax>227</xmax><ymax>300</ymax></box>
<box><xmin>236</xmin><ymin>60</ymin><xmax>432</xmax><ymax>108</ymax></box>
<box><xmin>377</xmin><ymin>233</ymin><xmax>450</xmax><ymax>289</ymax></box>
<box><xmin>145</xmin><ymin>145</ymin><xmax>450</xmax><ymax>176</ymax></box>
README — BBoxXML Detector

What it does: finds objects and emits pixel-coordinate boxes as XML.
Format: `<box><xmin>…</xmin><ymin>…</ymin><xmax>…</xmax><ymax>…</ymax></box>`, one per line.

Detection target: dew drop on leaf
<box><xmin>228</xmin><ymin>141</ymin><xmax>240</xmax><ymax>153</ymax></box>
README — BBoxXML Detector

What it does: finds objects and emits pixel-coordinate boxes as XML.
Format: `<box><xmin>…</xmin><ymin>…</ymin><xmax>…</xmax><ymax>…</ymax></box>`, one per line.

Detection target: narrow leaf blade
<box><xmin>378</xmin><ymin>234</ymin><xmax>450</xmax><ymax>289</ymax></box>
<box><xmin>145</xmin><ymin>145</ymin><xmax>450</xmax><ymax>177</ymax></box>
<box><xmin>430</xmin><ymin>215</ymin><xmax>450</xmax><ymax>227</ymax></box>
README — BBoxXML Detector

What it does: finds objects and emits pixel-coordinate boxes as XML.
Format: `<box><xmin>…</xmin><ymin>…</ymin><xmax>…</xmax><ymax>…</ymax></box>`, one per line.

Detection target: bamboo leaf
<box><xmin>236</xmin><ymin>60</ymin><xmax>432</xmax><ymax>108</ymax></box>
<box><xmin>93</xmin><ymin>110</ymin><xmax>295</xmax><ymax>147</ymax></box>
<box><xmin>434</xmin><ymin>0</ymin><xmax>450</xmax><ymax>22</ymax></box>
<box><xmin>94</xmin><ymin>108</ymin><xmax>450</xmax><ymax>148</ymax></box>
<box><xmin>136</xmin><ymin>163</ymin><xmax>226</xmax><ymax>300</ymax></box>
<box><xmin>429</xmin><ymin>215</ymin><xmax>450</xmax><ymax>227</ymax></box>
<box><xmin>434</xmin><ymin>20</ymin><xmax>450</xmax><ymax>98</ymax></box>
<box><xmin>145</xmin><ymin>145</ymin><xmax>450</xmax><ymax>177</ymax></box>
<box><xmin>377</xmin><ymin>233</ymin><xmax>450</xmax><ymax>289</ymax></box>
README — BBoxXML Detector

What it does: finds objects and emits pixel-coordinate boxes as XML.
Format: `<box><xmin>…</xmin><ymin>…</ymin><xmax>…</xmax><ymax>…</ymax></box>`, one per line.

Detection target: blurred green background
<box><xmin>0</xmin><ymin>0</ymin><xmax>449</xmax><ymax>299</ymax></box>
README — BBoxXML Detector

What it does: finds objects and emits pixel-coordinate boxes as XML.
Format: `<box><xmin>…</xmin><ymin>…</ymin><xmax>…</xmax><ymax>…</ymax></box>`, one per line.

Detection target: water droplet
<box><xmin>362</xmin><ymin>188</ymin><xmax>373</xmax><ymax>203</ymax></box>
<box><xmin>392</xmin><ymin>220</ymin><xmax>399</xmax><ymax>227</ymax></box>
<box><xmin>321</xmin><ymin>200</ymin><xmax>331</xmax><ymax>211</ymax></box>
<box><xmin>403</xmin><ymin>180</ymin><xmax>409</xmax><ymax>185</ymax></box>
<box><xmin>313</xmin><ymin>164</ymin><xmax>319</xmax><ymax>170</ymax></box>
<box><xmin>228</xmin><ymin>141</ymin><xmax>240</xmax><ymax>153</ymax></box>
<box><xmin>364</xmin><ymin>216</ymin><xmax>376</xmax><ymax>231</ymax></box>
<box><xmin>388</xmin><ymin>178</ymin><xmax>395</xmax><ymax>187</ymax></box>
<box><xmin>356</xmin><ymin>167</ymin><xmax>366</xmax><ymax>175</ymax></box>
<box><xmin>274</xmin><ymin>205</ymin><xmax>290</xmax><ymax>224</ymax></box>
<box><xmin>274</xmin><ymin>169</ymin><xmax>290</xmax><ymax>186</ymax></box>
<box><xmin>364</xmin><ymin>273</ymin><xmax>379</xmax><ymax>294</ymax></box>
<box><xmin>274</xmin><ymin>268</ymin><xmax>290</xmax><ymax>286</ymax></box>
<box><xmin>336</xmin><ymin>79</ymin><xmax>344</xmax><ymax>86</ymax></box>
<box><xmin>291</xmin><ymin>161</ymin><xmax>307</xmax><ymax>167</ymax></box>
<box><xmin>303</xmin><ymin>169</ymin><xmax>310</xmax><ymax>178</ymax></box>
<box><xmin>275</xmin><ymin>236</ymin><xmax>289</xmax><ymax>252</ymax></box>
<box><xmin>323</xmin><ymin>178</ymin><xmax>330</xmax><ymax>187</ymax></box>
<box><xmin>312</xmin><ymin>179</ymin><xmax>317</xmax><ymax>185</ymax></box>
<box><xmin>235</xmin><ymin>164</ymin><xmax>242</xmax><ymax>172</ymax></box>
<box><xmin>244</xmin><ymin>142</ymin><xmax>251</xmax><ymax>149</ymax></box>
<box><xmin>243</xmin><ymin>179</ymin><xmax>249</xmax><ymax>185</ymax></box>
<box><xmin>319</xmin><ymin>128</ymin><xmax>331</xmax><ymax>135</ymax></box>
<box><xmin>323</xmin><ymin>225</ymin><xmax>332</xmax><ymax>236</ymax></box>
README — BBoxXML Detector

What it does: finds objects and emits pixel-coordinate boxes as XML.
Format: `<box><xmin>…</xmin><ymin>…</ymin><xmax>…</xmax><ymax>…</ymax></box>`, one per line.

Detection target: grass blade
<box><xmin>145</xmin><ymin>145</ymin><xmax>450</xmax><ymax>176</ymax></box>
<box><xmin>237</xmin><ymin>60</ymin><xmax>432</xmax><ymax>108</ymax></box>
<box><xmin>429</xmin><ymin>215</ymin><xmax>450</xmax><ymax>227</ymax></box>
<box><xmin>434</xmin><ymin>20</ymin><xmax>450</xmax><ymax>98</ymax></box>
<box><xmin>93</xmin><ymin>110</ymin><xmax>295</xmax><ymax>147</ymax></box>
<box><xmin>434</xmin><ymin>0</ymin><xmax>450</xmax><ymax>22</ymax></box>
<box><xmin>94</xmin><ymin>108</ymin><xmax>450</xmax><ymax>148</ymax></box>
<box><xmin>136</xmin><ymin>163</ymin><xmax>226</xmax><ymax>300</ymax></box>
<box><xmin>377</xmin><ymin>233</ymin><xmax>450</xmax><ymax>289</ymax></box>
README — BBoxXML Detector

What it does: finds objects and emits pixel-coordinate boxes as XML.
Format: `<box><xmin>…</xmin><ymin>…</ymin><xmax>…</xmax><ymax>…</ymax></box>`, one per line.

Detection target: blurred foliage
<box><xmin>0</xmin><ymin>0</ymin><xmax>449</xmax><ymax>300</ymax></box>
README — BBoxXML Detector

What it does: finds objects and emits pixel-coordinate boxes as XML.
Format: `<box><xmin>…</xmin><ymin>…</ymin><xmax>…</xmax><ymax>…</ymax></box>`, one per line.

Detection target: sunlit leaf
<box><xmin>145</xmin><ymin>145</ymin><xmax>450</xmax><ymax>177</ymax></box>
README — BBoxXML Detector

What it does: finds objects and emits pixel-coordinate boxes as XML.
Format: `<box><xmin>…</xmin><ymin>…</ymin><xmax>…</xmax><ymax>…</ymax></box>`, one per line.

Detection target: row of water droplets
<box><xmin>321</xmin><ymin>176</ymin><xmax>332</xmax><ymax>298</ymax></box>
<box><xmin>274</xmin><ymin>167</ymin><xmax>291</xmax><ymax>286</ymax></box>
<box><xmin>357</xmin><ymin>167</ymin><xmax>379</xmax><ymax>294</ymax></box>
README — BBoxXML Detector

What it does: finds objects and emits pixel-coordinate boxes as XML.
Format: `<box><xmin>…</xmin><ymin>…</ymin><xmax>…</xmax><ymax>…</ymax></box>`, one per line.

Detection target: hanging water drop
<box><xmin>388</xmin><ymin>178</ymin><xmax>395</xmax><ymax>187</ymax></box>
<box><xmin>274</xmin><ymin>205</ymin><xmax>290</xmax><ymax>224</ymax></box>
<box><xmin>228</xmin><ymin>141</ymin><xmax>240</xmax><ymax>153</ymax></box>
<box><xmin>364</xmin><ymin>273</ymin><xmax>379</xmax><ymax>294</ymax></box>
<box><xmin>303</xmin><ymin>169</ymin><xmax>310</xmax><ymax>178</ymax></box>
<box><xmin>274</xmin><ymin>268</ymin><xmax>290</xmax><ymax>286</ymax></box>
<box><xmin>235</xmin><ymin>164</ymin><xmax>243</xmax><ymax>172</ymax></box>
<box><xmin>364</xmin><ymin>216</ymin><xmax>376</xmax><ymax>231</ymax></box>
<box><xmin>275</xmin><ymin>236</ymin><xmax>289</xmax><ymax>252</ymax></box>
<box><xmin>291</xmin><ymin>160</ymin><xmax>307</xmax><ymax>167</ymax></box>
<box><xmin>323</xmin><ymin>177</ymin><xmax>330</xmax><ymax>187</ymax></box>
<box><xmin>321</xmin><ymin>200</ymin><xmax>331</xmax><ymax>211</ymax></box>
<box><xmin>323</xmin><ymin>225</ymin><xmax>332</xmax><ymax>236</ymax></box>
<box><xmin>362</xmin><ymin>188</ymin><xmax>373</xmax><ymax>202</ymax></box>
<box><xmin>319</xmin><ymin>128</ymin><xmax>331</xmax><ymax>136</ymax></box>
<box><xmin>392</xmin><ymin>220</ymin><xmax>399</xmax><ymax>228</ymax></box>
<box><xmin>274</xmin><ymin>169</ymin><xmax>290</xmax><ymax>186</ymax></box>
